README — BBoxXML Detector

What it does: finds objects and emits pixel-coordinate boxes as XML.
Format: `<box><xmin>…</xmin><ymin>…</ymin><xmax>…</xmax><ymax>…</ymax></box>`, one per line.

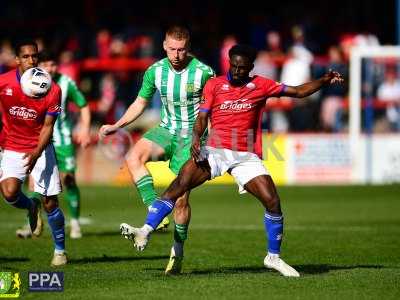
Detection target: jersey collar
<box><xmin>168</xmin><ymin>56</ymin><xmax>194</xmax><ymax>74</ymax></box>
<box><xmin>226</xmin><ymin>72</ymin><xmax>254</xmax><ymax>87</ymax></box>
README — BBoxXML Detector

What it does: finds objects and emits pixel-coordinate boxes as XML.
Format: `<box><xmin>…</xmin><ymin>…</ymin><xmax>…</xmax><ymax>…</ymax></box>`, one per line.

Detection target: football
<box><xmin>20</xmin><ymin>67</ymin><xmax>52</xmax><ymax>98</ymax></box>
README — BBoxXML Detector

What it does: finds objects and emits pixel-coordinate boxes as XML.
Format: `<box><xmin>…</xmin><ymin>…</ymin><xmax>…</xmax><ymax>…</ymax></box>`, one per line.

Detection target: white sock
<box><xmin>173</xmin><ymin>242</ymin><xmax>184</xmax><ymax>257</ymax></box>
<box><xmin>54</xmin><ymin>249</ymin><xmax>65</xmax><ymax>255</ymax></box>
<box><xmin>142</xmin><ymin>224</ymin><xmax>154</xmax><ymax>235</ymax></box>
<box><xmin>267</xmin><ymin>252</ymin><xmax>280</xmax><ymax>259</ymax></box>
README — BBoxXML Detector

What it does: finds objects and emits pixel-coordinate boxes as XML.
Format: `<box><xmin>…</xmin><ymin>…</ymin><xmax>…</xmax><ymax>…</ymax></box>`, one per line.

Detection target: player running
<box><xmin>16</xmin><ymin>51</ymin><xmax>91</xmax><ymax>239</ymax></box>
<box><xmin>99</xmin><ymin>26</ymin><xmax>214</xmax><ymax>274</ymax></box>
<box><xmin>0</xmin><ymin>40</ymin><xmax>67</xmax><ymax>266</ymax></box>
<box><xmin>119</xmin><ymin>44</ymin><xmax>343</xmax><ymax>276</ymax></box>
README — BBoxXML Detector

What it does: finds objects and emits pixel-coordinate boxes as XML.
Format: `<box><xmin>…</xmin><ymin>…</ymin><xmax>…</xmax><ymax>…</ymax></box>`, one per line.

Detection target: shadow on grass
<box><xmin>146</xmin><ymin>265</ymin><xmax>267</xmax><ymax>275</ymax></box>
<box><xmin>295</xmin><ymin>264</ymin><xmax>386</xmax><ymax>274</ymax></box>
<box><xmin>0</xmin><ymin>257</ymin><xmax>30</xmax><ymax>263</ymax></box>
<box><xmin>69</xmin><ymin>254</ymin><xmax>169</xmax><ymax>264</ymax></box>
<box><xmin>147</xmin><ymin>264</ymin><xmax>388</xmax><ymax>276</ymax></box>
<box><xmin>81</xmin><ymin>230</ymin><xmax>170</xmax><ymax>238</ymax></box>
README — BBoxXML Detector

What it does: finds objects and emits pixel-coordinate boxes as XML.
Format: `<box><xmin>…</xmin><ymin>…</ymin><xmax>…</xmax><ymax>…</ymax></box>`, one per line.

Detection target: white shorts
<box><xmin>200</xmin><ymin>146</ymin><xmax>269</xmax><ymax>194</ymax></box>
<box><xmin>0</xmin><ymin>144</ymin><xmax>62</xmax><ymax>196</ymax></box>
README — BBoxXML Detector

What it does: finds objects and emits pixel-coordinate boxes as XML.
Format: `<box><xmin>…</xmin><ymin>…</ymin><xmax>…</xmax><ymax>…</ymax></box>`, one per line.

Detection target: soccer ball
<box><xmin>20</xmin><ymin>67</ymin><xmax>52</xmax><ymax>98</ymax></box>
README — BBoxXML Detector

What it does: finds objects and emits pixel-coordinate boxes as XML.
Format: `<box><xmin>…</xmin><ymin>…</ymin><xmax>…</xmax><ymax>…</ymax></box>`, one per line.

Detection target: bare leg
<box><xmin>244</xmin><ymin>175</ymin><xmax>281</xmax><ymax>214</ymax></box>
<box><xmin>1</xmin><ymin>178</ymin><xmax>42</xmax><ymax>237</ymax></box>
<box><xmin>120</xmin><ymin>159</ymin><xmax>211</xmax><ymax>252</ymax></box>
<box><xmin>0</xmin><ymin>178</ymin><xmax>22</xmax><ymax>203</ymax></box>
<box><xmin>244</xmin><ymin>175</ymin><xmax>299</xmax><ymax>277</ymax></box>
<box><xmin>125</xmin><ymin>138</ymin><xmax>165</xmax><ymax>208</ymax></box>
<box><xmin>163</xmin><ymin>160</ymin><xmax>211</xmax><ymax>201</ymax></box>
<box><xmin>171</xmin><ymin>191</ymin><xmax>191</xmax><ymax>258</ymax></box>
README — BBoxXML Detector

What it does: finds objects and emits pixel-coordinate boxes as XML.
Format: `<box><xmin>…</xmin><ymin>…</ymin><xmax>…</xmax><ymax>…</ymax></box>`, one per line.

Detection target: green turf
<box><xmin>1</xmin><ymin>184</ymin><xmax>400</xmax><ymax>299</ymax></box>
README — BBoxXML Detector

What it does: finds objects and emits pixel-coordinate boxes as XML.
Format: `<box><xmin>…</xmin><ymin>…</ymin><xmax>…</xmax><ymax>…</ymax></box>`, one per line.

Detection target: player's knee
<box><xmin>1</xmin><ymin>185</ymin><xmax>19</xmax><ymax>202</ymax></box>
<box><xmin>126</xmin><ymin>151</ymin><xmax>144</xmax><ymax>170</ymax></box>
<box><xmin>261</xmin><ymin>189</ymin><xmax>280</xmax><ymax>213</ymax></box>
<box><xmin>266</xmin><ymin>194</ymin><xmax>281</xmax><ymax>214</ymax></box>
<box><xmin>42</xmin><ymin>196</ymin><xmax>59</xmax><ymax>213</ymax></box>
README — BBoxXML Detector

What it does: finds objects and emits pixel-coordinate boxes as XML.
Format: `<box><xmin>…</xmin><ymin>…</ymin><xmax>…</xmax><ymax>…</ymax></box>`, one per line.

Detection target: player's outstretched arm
<box><xmin>24</xmin><ymin>114</ymin><xmax>57</xmax><ymax>173</ymax></box>
<box><xmin>191</xmin><ymin>111</ymin><xmax>209</xmax><ymax>162</ymax></box>
<box><xmin>282</xmin><ymin>70</ymin><xmax>344</xmax><ymax>98</ymax></box>
<box><xmin>99</xmin><ymin>96</ymin><xmax>148</xmax><ymax>138</ymax></box>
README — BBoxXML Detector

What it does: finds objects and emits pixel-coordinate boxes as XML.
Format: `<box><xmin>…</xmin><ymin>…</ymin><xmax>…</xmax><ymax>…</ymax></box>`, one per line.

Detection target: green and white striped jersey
<box><xmin>52</xmin><ymin>73</ymin><xmax>87</xmax><ymax>147</ymax></box>
<box><xmin>138</xmin><ymin>57</ymin><xmax>215</xmax><ymax>134</ymax></box>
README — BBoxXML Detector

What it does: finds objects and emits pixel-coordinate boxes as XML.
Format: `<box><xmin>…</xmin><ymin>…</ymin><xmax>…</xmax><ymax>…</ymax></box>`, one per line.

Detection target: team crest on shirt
<box><xmin>5</xmin><ymin>88</ymin><xmax>13</xmax><ymax>96</ymax></box>
<box><xmin>246</xmin><ymin>82</ymin><xmax>256</xmax><ymax>89</ymax></box>
<box><xmin>221</xmin><ymin>84</ymin><xmax>230</xmax><ymax>91</ymax></box>
<box><xmin>186</xmin><ymin>84</ymin><xmax>194</xmax><ymax>93</ymax></box>
<box><xmin>9</xmin><ymin>106</ymin><xmax>38</xmax><ymax>120</ymax></box>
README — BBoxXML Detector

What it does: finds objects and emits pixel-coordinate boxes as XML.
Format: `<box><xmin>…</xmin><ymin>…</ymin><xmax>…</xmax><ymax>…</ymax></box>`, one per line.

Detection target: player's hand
<box><xmin>76</xmin><ymin>129</ymin><xmax>91</xmax><ymax>148</ymax></box>
<box><xmin>23</xmin><ymin>151</ymin><xmax>40</xmax><ymax>174</ymax></box>
<box><xmin>191</xmin><ymin>136</ymin><xmax>201</xmax><ymax>162</ymax></box>
<box><xmin>323</xmin><ymin>69</ymin><xmax>344</xmax><ymax>85</ymax></box>
<box><xmin>99</xmin><ymin>124</ymin><xmax>118</xmax><ymax>139</ymax></box>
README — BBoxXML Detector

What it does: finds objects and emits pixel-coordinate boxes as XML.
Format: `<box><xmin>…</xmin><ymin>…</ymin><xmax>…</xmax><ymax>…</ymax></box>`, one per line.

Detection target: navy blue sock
<box><xmin>145</xmin><ymin>199</ymin><xmax>174</xmax><ymax>229</ymax></box>
<box><xmin>47</xmin><ymin>207</ymin><xmax>65</xmax><ymax>251</ymax></box>
<box><xmin>7</xmin><ymin>192</ymin><xmax>33</xmax><ymax>209</ymax></box>
<box><xmin>264</xmin><ymin>212</ymin><xmax>283</xmax><ymax>254</ymax></box>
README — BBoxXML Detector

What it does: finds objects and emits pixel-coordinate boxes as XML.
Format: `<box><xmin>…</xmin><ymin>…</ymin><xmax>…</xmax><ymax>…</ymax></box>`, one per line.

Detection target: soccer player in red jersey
<box><xmin>0</xmin><ymin>40</ymin><xmax>67</xmax><ymax>266</ymax></box>
<box><xmin>120</xmin><ymin>44</ymin><xmax>343</xmax><ymax>276</ymax></box>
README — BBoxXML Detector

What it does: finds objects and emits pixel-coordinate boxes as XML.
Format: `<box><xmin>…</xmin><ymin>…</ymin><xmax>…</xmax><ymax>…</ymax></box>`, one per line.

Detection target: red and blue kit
<box><xmin>200</xmin><ymin>75</ymin><xmax>285</xmax><ymax>157</ymax></box>
<box><xmin>0</xmin><ymin>69</ymin><xmax>61</xmax><ymax>152</ymax></box>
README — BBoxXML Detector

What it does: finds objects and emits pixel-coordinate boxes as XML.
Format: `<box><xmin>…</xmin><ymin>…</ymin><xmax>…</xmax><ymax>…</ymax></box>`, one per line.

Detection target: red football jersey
<box><xmin>200</xmin><ymin>75</ymin><xmax>284</xmax><ymax>157</ymax></box>
<box><xmin>0</xmin><ymin>69</ymin><xmax>61</xmax><ymax>152</ymax></box>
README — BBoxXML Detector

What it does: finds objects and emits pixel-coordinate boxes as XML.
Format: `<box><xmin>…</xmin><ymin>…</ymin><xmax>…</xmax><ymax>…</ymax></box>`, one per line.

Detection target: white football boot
<box><xmin>120</xmin><ymin>223</ymin><xmax>150</xmax><ymax>251</ymax></box>
<box><xmin>16</xmin><ymin>224</ymin><xmax>32</xmax><ymax>239</ymax></box>
<box><xmin>264</xmin><ymin>254</ymin><xmax>300</xmax><ymax>277</ymax></box>
<box><xmin>51</xmin><ymin>252</ymin><xmax>67</xmax><ymax>267</ymax></box>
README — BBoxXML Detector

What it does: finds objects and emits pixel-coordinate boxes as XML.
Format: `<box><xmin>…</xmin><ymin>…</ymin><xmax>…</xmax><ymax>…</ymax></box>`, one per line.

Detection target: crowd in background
<box><xmin>0</xmin><ymin>0</ymin><xmax>398</xmax><ymax>133</ymax></box>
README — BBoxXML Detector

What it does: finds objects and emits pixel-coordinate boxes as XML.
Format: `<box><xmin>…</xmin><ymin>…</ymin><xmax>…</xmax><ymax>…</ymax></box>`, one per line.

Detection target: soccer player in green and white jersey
<box><xmin>16</xmin><ymin>51</ymin><xmax>91</xmax><ymax>239</ymax></box>
<box><xmin>99</xmin><ymin>26</ymin><xmax>214</xmax><ymax>274</ymax></box>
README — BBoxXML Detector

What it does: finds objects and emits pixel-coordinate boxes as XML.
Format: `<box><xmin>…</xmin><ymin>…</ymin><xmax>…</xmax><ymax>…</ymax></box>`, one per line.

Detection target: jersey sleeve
<box><xmin>199</xmin><ymin>80</ymin><xmax>215</xmax><ymax>113</ymax></box>
<box><xmin>200</xmin><ymin>66</ymin><xmax>216</xmax><ymax>87</ymax></box>
<box><xmin>47</xmin><ymin>87</ymin><xmax>61</xmax><ymax>116</ymax></box>
<box><xmin>68</xmin><ymin>79</ymin><xmax>87</xmax><ymax>108</ymax></box>
<box><xmin>263</xmin><ymin>78</ymin><xmax>286</xmax><ymax>97</ymax></box>
<box><xmin>138</xmin><ymin>67</ymin><xmax>156</xmax><ymax>101</ymax></box>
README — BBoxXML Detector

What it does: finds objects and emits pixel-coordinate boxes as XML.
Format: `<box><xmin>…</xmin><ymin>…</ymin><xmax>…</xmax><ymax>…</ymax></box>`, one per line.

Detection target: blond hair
<box><xmin>165</xmin><ymin>26</ymin><xmax>190</xmax><ymax>42</ymax></box>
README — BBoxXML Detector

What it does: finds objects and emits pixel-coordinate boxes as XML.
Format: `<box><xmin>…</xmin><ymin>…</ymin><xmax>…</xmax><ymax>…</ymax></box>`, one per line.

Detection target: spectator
<box><xmin>320</xmin><ymin>46</ymin><xmax>348</xmax><ymax>132</ymax></box>
<box><xmin>251</xmin><ymin>51</ymin><xmax>277</xmax><ymax>80</ymax></box>
<box><xmin>376</xmin><ymin>69</ymin><xmax>400</xmax><ymax>131</ymax></box>
<box><xmin>265</xmin><ymin>31</ymin><xmax>285</xmax><ymax>67</ymax></box>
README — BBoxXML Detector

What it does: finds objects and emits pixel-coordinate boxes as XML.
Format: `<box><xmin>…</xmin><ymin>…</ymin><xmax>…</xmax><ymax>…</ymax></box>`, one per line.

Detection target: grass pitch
<box><xmin>1</xmin><ymin>184</ymin><xmax>399</xmax><ymax>299</ymax></box>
